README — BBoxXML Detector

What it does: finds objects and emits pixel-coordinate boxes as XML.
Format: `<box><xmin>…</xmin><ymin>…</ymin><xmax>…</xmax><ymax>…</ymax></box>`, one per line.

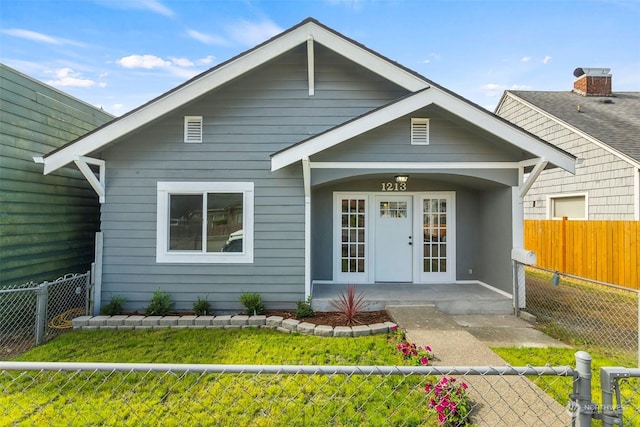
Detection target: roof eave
<box><xmin>40</xmin><ymin>18</ymin><xmax>430</xmax><ymax>174</ymax></box>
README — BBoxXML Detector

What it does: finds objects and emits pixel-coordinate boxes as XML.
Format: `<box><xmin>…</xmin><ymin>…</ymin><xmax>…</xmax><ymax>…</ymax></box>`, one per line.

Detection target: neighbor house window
<box><xmin>548</xmin><ymin>193</ymin><xmax>587</xmax><ymax>219</ymax></box>
<box><xmin>156</xmin><ymin>182</ymin><xmax>254</xmax><ymax>263</ymax></box>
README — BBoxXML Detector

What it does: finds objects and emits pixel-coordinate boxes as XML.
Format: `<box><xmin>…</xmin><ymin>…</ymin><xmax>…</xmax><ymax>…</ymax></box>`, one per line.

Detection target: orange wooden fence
<box><xmin>524</xmin><ymin>219</ymin><xmax>640</xmax><ymax>290</ymax></box>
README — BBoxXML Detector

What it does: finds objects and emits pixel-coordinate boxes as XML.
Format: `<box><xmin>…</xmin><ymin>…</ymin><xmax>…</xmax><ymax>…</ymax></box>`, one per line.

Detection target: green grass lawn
<box><xmin>493</xmin><ymin>346</ymin><xmax>638</xmax><ymax>426</ymax></box>
<box><xmin>4</xmin><ymin>329</ymin><xmax>439</xmax><ymax>426</ymax></box>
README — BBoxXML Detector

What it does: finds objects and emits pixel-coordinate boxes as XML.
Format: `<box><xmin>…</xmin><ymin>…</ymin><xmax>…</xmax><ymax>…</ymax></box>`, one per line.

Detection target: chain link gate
<box><xmin>0</xmin><ymin>271</ymin><xmax>92</xmax><ymax>359</ymax></box>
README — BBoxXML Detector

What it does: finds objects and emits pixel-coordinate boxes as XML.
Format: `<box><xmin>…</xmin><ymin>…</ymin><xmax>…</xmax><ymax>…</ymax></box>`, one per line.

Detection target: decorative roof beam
<box><xmin>307</xmin><ymin>36</ymin><xmax>315</xmax><ymax>96</ymax></box>
<box><xmin>73</xmin><ymin>156</ymin><xmax>106</xmax><ymax>203</ymax></box>
<box><xmin>519</xmin><ymin>158</ymin><xmax>547</xmax><ymax>198</ymax></box>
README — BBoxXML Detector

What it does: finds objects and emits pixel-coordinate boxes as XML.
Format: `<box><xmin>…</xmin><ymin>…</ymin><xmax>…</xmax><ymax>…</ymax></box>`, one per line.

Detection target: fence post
<box><xmin>573</xmin><ymin>351</ymin><xmax>594</xmax><ymax>427</ymax></box>
<box><xmin>34</xmin><ymin>282</ymin><xmax>49</xmax><ymax>346</ymax></box>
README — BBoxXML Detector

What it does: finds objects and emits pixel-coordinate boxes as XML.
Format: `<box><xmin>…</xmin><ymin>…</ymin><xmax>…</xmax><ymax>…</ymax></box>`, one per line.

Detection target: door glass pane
<box><xmin>423</xmin><ymin>198</ymin><xmax>447</xmax><ymax>273</ymax></box>
<box><xmin>341</xmin><ymin>198</ymin><xmax>366</xmax><ymax>273</ymax></box>
<box><xmin>169</xmin><ymin>194</ymin><xmax>203</xmax><ymax>251</ymax></box>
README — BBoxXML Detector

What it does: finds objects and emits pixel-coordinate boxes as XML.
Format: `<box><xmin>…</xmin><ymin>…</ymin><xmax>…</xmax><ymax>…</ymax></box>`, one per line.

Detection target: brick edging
<box><xmin>72</xmin><ymin>315</ymin><xmax>397</xmax><ymax>338</ymax></box>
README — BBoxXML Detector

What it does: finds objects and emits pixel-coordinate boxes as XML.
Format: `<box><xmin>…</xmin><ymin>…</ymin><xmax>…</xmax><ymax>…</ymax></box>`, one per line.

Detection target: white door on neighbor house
<box><xmin>374</xmin><ymin>196</ymin><xmax>413</xmax><ymax>282</ymax></box>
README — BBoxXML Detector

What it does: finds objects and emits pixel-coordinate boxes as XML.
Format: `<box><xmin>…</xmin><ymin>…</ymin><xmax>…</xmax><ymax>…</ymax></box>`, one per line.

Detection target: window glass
<box><xmin>157</xmin><ymin>182</ymin><xmax>253</xmax><ymax>264</ymax></box>
<box><xmin>552</xmin><ymin>196</ymin><xmax>586</xmax><ymax>219</ymax></box>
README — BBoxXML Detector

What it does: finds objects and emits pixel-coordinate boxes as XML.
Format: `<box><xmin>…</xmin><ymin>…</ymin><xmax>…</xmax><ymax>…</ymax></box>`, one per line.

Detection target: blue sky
<box><xmin>1</xmin><ymin>0</ymin><xmax>638</xmax><ymax>115</ymax></box>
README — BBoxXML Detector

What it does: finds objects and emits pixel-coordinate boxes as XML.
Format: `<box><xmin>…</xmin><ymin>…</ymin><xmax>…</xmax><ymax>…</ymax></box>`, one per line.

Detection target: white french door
<box><xmin>374</xmin><ymin>196</ymin><xmax>413</xmax><ymax>282</ymax></box>
<box><xmin>334</xmin><ymin>192</ymin><xmax>455</xmax><ymax>283</ymax></box>
<box><xmin>418</xmin><ymin>193</ymin><xmax>455</xmax><ymax>283</ymax></box>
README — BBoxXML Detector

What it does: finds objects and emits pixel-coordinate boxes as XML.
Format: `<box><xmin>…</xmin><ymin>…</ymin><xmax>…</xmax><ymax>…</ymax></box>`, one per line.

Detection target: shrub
<box><xmin>145</xmin><ymin>290</ymin><xmax>174</xmax><ymax>316</ymax></box>
<box><xmin>329</xmin><ymin>284</ymin><xmax>367</xmax><ymax>326</ymax></box>
<box><xmin>240</xmin><ymin>292</ymin><xmax>265</xmax><ymax>315</ymax></box>
<box><xmin>296</xmin><ymin>296</ymin><xmax>315</xmax><ymax>318</ymax></box>
<box><xmin>192</xmin><ymin>296</ymin><xmax>212</xmax><ymax>316</ymax></box>
<box><xmin>101</xmin><ymin>295</ymin><xmax>126</xmax><ymax>316</ymax></box>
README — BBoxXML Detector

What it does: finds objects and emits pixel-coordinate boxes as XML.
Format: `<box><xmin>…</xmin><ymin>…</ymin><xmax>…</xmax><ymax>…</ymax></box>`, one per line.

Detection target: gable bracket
<box><xmin>519</xmin><ymin>158</ymin><xmax>547</xmax><ymax>198</ymax></box>
<box><xmin>307</xmin><ymin>35</ymin><xmax>315</xmax><ymax>96</ymax></box>
<box><xmin>74</xmin><ymin>156</ymin><xmax>106</xmax><ymax>203</ymax></box>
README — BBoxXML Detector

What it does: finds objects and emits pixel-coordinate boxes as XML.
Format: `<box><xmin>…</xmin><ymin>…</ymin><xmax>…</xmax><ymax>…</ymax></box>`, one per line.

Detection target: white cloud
<box><xmin>117</xmin><ymin>54</ymin><xmax>172</xmax><ymax>69</ymax></box>
<box><xmin>521</xmin><ymin>56</ymin><xmax>531</xmax><ymax>63</ymax></box>
<box><xmin>423</xmin><ymin>53</ymin><xmax>441</xmax><ymax>64</ymax></box>
<box><xmin>46</xmin><ymin>68</ymin><xmax>105</xmax><ymax>88</ymax></box>
<box><xmin>170</xmin><ymin>57</ymin><xmax>194</xmax><ymax>67</ymax></box>
<box><xmin>511</xmin><ymin>84</ymin><xmax>533</xmax><ymax>90</ymax></box>
<box><xmin>187</xmin><ymin>29</ymin><xmax>229</xmax><ymax>46</ymax></box>
<box><xmin>1</xmin><ymin>28</ymin><xmax>84</xmax><ymax>46</ymax></box>
<box><xmin>197</xmin><ymin>55</ymin><xmax>215</xmax><ymax>65</ymax></box>
<box><xmin>227</xmin><ymin>19</ymin><xmax>283</xmax><ymax>46</ymax></box>
<box><xmin>542</xmin><ymin>55</ymin><xmax>552</xmax><ymax>64</ymax></box>
<box><xmin>93</xmin><ymin>0</ymin><xmax>173</xmax><ymax>17</ymax></box>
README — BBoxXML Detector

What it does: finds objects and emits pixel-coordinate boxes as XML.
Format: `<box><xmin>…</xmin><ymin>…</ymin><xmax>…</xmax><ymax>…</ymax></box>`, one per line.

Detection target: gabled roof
<box><xmin>38</xmin><ymin>17</ymin><xmax>575</xmax><ymax>176</ymax></box>
<box><xmin>271</xmin><ymin>87</ymin><xmax>576</xmax><ymax>172</ymax></box>
<box><xmin>38</xmin><ymin>18</ymin><xmax>429</xmax><ymax>174</ymax></box>
<box><xmin>500</xmin><ymin>90</ymin><xmax>640</xmax><ymax>167</ymax></box>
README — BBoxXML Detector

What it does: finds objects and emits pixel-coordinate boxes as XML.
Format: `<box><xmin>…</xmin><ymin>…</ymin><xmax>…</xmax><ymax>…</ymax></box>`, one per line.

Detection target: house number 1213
<box><xmin>380</xmin><ymin>182</ymin><xmax>407</xmax><ymax>191</ymax></box>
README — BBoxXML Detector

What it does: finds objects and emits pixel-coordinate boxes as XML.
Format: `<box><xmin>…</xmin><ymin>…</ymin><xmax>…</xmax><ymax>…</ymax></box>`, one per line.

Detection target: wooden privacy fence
<box><xmin>524</xmin><ymin>219</ymin><xmax>640</xmax><ymax>290</ymax></box>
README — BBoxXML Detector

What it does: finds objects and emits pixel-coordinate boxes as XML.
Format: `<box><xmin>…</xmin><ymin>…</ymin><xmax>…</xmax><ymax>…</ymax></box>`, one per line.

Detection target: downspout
<box><xmin>302</xmin><ymin>157</ymin><xmax>312</xmax><ymax>299</ymax></box>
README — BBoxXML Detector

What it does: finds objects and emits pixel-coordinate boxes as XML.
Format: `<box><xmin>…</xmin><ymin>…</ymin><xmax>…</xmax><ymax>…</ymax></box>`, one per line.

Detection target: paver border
<box><xmin>72</xmin><ymin>315</ymin><xmax>396</xmax><ymax>338</ymax></box>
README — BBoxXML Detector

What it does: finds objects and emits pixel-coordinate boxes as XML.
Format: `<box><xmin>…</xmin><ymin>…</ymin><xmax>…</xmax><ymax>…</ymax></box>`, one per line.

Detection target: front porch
<box><xmin>311</xmin><ymin>282</ymin><xmax>513</xmax><ymax>315</ymax></box>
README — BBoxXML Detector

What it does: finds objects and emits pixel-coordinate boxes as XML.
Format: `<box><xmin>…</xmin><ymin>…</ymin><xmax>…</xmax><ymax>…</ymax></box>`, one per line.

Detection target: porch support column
<box><xmin>302</xmin><ymin>157</ymin><xmax>311</xmax><ymax>299</ymax></box>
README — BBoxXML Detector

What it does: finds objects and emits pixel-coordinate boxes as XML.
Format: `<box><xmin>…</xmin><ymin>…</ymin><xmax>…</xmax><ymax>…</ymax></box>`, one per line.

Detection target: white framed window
<box><xmin>547</xmin><ymin>193</ymin><xmax>587</xmax><ymax>219</ymax></box>
<box><xmin>411</xmin><ymin>118</ymin><xmax>429</xmax><ymax>145</ymax></box>
<box><xmin>156</xmin><ymin>182</ymin><xmax>254</xmax><ymax>263</ymax></box>
<box><xmin>184</xmin><ymin>116</ymin><xmax>203</xmax><ymax>143</ymax></box>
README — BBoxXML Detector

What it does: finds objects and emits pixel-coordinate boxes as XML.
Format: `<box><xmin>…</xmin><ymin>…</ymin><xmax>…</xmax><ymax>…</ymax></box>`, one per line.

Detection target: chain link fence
<box><xmin>600</xmin><ymin>367</ymin><xmax>640</xmax><ymax>427</ymax></box>
<box><xmin>523</xmin><ymin>264</ymin><xmax>639</xmax><ymax>364</ymax></box>
<box><xmin>0</xmin><ymin>272</ymin><xmax>92</xmax><ymax>359</ymax></box>
<box><xmin>1</xmin><ymin>361</ymin><xmax>576</xmax><ymax>426</ymax></box>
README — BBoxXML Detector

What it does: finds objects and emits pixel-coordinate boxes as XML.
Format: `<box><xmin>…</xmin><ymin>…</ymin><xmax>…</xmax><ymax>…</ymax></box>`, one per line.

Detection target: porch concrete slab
<box><xmin>312</xmin><ymin>283</ymin><xmax>513</xmax><ymax>314</ymax></box>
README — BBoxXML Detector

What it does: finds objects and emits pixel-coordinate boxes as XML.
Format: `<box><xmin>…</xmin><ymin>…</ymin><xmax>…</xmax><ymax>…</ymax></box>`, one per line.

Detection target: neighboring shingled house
<box><xmin>0</xmin><ymin>64</ymin><xmax>113</xmax><ymax>286</ymax></box>
<box><xmin>496</xmin><ymin>68</ymin><xmax>640</xmax><ymax>220</ymax></box>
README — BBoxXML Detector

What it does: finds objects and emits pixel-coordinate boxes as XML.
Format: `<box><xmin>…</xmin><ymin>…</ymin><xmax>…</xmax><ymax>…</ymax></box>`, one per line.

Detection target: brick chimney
<box><xmin>573</xmin><ymin>67</ymin><xmax>612</xmax><ymax>96</ymax></box>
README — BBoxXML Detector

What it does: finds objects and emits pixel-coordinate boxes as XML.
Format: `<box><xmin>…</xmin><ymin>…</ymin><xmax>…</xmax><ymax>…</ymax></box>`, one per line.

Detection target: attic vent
<box><xmin>184</xmin><ymin>116</ymin><xmax>203</xmax><ymax>143</ymax></box>
<box><xmin>411</xmin><ymin>118</ymin><xmax>429</xmax><ymax>145</ymax></box>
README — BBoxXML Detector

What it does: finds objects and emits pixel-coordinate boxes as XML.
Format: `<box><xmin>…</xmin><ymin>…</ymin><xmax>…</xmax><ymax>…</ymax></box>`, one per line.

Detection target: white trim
<box><xmin>635</xmin><ymin>168</ymin><xmax>640</xmax><ymax>220</ymax></box>
<box><xmin>156</xmin><ymin>182</ymin><xmax>254</xmax><ymax>263</ymax></box>
<box><xmin>73</xmin><ymin>156</ymin><xmax>106</xmax><ymax>203</ymax></box>
<box><xmin>519</xmin><ymin>158</ymin><xmax>547</xmax><ymax>198</ymax></box>
<box><xmin>310</xmin><ymin>161</ymin><xmax>521</xmax><ymax>169</ymax></box>
<box><xmin>546</xmin><ymin>192</ymin><xmax>588</xmax><ymax>220</ymax></box>
<box><xmin>40</xmin><ymin>19</ymin><xmax>429</xmax><ymax>174</ymax></box>
<box><xmin>503</xmin><ymin>92</ymin><xmax>640</xmax><ymax>170</ymax></box>
<box><xmin>303</xmin><ymin>154</ymin><xmax>312</xmax><ymax>296</ymax></box>
<box><xmin>272</xmin><ymin>88</ymin><xmax>576</xmax><ymax>173</ymax></box>
<box><xmin>468</xmin><ymin>280</ymin><xmax>513</xmax><ymax>299</ymax></box>
<box><xmin>307</xmin><ymin>36</ymin><xmax>315</xmax><ymax>96</ymax></box>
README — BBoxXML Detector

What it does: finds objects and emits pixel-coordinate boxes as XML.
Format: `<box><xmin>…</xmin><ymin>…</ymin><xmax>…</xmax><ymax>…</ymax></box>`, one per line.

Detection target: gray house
<box><xmin>35</xmin><ymin>19</ymin><xmax>574</xmax><ymax>313</ymax></box>
<box><xmin>1</xmin><ymin>64</ymin><xmax>113</xmax><ymax>287</ymax></box>
<box><xmin>496</xmin><ymin>68</ymin><xmax>640</xmax><ymax>220</ymax></box>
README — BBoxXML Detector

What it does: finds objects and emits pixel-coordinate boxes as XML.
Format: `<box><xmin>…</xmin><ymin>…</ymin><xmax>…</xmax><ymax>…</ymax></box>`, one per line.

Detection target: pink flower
<box><xmin>420</xmin><ymin>357</ymin><xmax>429</xmax><ymax>365</ymax></box>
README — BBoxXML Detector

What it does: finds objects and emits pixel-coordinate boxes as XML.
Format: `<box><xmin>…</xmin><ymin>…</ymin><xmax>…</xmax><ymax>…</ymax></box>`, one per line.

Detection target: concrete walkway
<box><xmin>386</xmin><ymin>305</ymin><xmax>572</xmax><ymax>426</ymax></box>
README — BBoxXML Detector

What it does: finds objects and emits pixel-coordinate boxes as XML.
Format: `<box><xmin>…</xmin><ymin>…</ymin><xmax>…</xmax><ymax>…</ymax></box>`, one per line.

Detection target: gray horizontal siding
<box><xmin>98</xmin><ymin>44</ymin><xmax>407</xmax><ymax>312</ymax></box>
<box><xmin>312</xmin><ymin>106</ymin><xmax>527</xmax><ymax>164</ymax></box>
<box><xmin>0</xmin><ymin>64</ymin><xmax>113</xmax><ymax>286</ymax></box>
<box><xmin>497</xmin><ymin>96</ymin><xmax>636</xmax><ymax>220</ymax></box>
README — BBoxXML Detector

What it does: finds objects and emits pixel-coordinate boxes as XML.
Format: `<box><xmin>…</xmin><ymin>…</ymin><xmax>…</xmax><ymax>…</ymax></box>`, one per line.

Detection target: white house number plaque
<box><xmin>380</xmin><ymin>182</ymin><xmax>407</xmax><ymax>191</ymax></box>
